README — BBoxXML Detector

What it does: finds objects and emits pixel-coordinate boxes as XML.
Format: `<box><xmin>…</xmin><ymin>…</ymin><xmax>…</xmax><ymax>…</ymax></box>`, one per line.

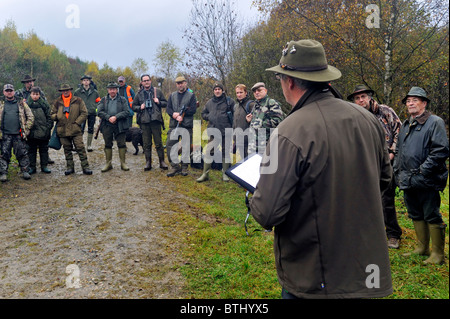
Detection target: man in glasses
<box><xmin>132</xmin><ymin>74</ymin><xmax>168</xmax><ymax>171</ymax></box>
<box><xmin>0</xmin><ymin>84</ymin><xmax>34</xmax><ymax>182</ymax></box>
<box><xmin>250</xmin><ymin>40</ymin><xmax>393</xmax><ymax>299</ymax></box>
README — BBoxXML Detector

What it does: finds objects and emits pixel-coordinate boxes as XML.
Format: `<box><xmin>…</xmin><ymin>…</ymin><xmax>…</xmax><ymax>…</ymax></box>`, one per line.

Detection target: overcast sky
<box><xmin>0</xmin><ymin>0</ymin><xmax>261</xmax><ymax>74</ymax></box>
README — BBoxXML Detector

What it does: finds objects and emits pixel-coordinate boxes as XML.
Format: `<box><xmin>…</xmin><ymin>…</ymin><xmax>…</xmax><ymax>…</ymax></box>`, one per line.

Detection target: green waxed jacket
<box><xmin>74</xmin><ymin>85</ymin><xmax>100</xmax><ymax>116</ymax></box>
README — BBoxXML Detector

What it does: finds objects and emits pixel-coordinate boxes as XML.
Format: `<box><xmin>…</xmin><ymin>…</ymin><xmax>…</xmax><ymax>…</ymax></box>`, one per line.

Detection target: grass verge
<box><xmin>161</xmin><ymin>170</ymin><xmax>449</xmax><ymax>299</ymax></box>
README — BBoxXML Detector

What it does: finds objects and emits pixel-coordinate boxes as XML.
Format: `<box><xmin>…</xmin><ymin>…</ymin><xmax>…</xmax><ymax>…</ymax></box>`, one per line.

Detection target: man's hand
<box><xmin>109</xmin><ymin>116</ymin><xmax>117</xmax><ymax>124</ymax></box>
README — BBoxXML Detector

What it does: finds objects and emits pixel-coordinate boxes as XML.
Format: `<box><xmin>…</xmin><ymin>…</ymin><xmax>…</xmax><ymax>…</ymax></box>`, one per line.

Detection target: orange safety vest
<box><xmin>126</xmin><ymin>85</ymin><xmax>133</xmax><ymax>108</ymax></box>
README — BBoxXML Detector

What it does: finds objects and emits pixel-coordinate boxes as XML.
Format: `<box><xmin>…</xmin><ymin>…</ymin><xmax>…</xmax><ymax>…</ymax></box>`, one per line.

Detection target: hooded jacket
<box><xmin>201</xmin><ymin>94</ymin><xmax>235</xmax><ymax>136</ymax></box>
<box><xmin>250</xmin><ymin>88</ymin><xmax>393</xmax><ymax>299</ymax></box>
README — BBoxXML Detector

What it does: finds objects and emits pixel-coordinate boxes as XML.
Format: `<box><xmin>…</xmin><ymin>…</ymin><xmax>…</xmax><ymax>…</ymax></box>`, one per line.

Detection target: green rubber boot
<box><xmin>101</xmin><ymin>148</ymin><xmax>113</xmax><ymax>173</ymax></box>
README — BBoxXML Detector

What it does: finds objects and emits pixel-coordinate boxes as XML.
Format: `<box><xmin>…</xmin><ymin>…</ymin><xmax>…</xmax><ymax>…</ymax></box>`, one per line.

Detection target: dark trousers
<box><xmin>81</xmin><ymin>114</ymin><xmax>97</xmax><ymax>135</ymax></box>
<box><xmin>404</xmin><ymin>188</ymin><xmax>444</xmax><ymax>224</ymax></box>
<box><xmin>281</xmin><ymin>289</ymin><xmax>301</xmax><ymax>299</ymax></box>
<box><xmin>0</xmin><ymin>134</ymin><xmax>30</xmax><ymax>174</ymax></box>
<box><xmin>140</xmin><ymin>121</ymin><xmax>164</xmax><ymax>156</ymax></box>
<box><xmin>27</xmin><ymin>138</ymin><xmax>50</xmax><ymax>169</ymax></box>
<box><xmin>166</xmin><ymin>127</ymin><xmax>193</xmax><ymax>165</ymax></box>
<box><xmin>102</xmin><ymin>124</ymin><xmax>126</xmax><ymax>149</ymax></box>
<box><xmin>383</xmin><ymin>177</ymin><xmax>402</xmax><ymax>239</ymax></box>
<box><xmin>205</xmin><ymin>134</ymin><xmax>231</xmax><ymax>164</ymax></box>
<box><xmin>60</xmin><ymin>135</ymin><xmax>89</xmax><ymax>170</ymax></box>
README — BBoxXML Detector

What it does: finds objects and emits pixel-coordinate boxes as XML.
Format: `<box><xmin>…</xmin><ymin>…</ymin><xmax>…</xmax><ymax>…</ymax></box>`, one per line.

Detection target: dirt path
<box><xmin>0</xmin><ymin>136</ymin><xmax>187</xmax><ymax>299</ymax></box>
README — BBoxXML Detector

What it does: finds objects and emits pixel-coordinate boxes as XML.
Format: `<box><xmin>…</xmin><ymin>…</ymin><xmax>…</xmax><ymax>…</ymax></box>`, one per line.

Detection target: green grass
<box><xmin>163</xmin><ymin>171</ymin><xmax>449</xmax><ymax>299</ymax></box>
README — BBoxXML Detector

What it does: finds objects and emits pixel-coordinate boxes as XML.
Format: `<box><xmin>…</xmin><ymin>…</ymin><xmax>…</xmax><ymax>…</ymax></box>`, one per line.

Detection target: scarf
<box><xmin>62</xmin><ymin>93</ymin><xmax>72</xmax><ymax>119</ymax></box>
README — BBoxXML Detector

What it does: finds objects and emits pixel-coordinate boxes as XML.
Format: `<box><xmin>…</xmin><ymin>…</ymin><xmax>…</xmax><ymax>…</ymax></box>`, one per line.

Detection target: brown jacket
<box><xmin>51</xmin><ymin>94</ymin><xmax>87</xmax><ymax>137</ymax></box>
<box><xmin>250</xmin><ymin>89</ymin><xmax>393</xmax><ymax>299</ymax></box>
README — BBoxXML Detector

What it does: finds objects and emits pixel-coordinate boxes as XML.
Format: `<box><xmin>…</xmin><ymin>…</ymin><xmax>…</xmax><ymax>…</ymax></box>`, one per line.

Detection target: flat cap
<box><xmin>251</xmin><ymin>82</ymin><xmax>266</xmax><ymax>91</ymax></box>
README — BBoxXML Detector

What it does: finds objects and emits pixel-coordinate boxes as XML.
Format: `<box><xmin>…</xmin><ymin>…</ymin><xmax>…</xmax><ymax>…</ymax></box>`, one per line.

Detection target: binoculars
<box><xmin>145</xmin><ymin>99</ymin><xmax>153</xmax><ymax>110</ymax></box>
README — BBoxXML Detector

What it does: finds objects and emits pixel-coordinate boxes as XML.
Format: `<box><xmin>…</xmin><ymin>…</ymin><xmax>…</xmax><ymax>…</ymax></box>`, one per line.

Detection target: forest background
<box><xmin>0</xmin><ymin>0</ymin><xmax>448</xmax><ymax>127</ymax></box>
<box><xmin>0</xmin><ymin>0</ymin><xmax>448</xmax><ymax>300</ymax></box>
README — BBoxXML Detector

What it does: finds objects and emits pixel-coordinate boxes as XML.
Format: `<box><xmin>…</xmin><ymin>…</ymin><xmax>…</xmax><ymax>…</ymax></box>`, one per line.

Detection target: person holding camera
<box><xmin>132</xmin><ymin>74</ymin><xmax>168</xmax><ymax>171</ymax></box>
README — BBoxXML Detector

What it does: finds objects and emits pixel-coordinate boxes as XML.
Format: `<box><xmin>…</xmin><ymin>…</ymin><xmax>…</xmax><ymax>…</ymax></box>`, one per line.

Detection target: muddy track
<box><xmin>0</xmin><ymin>135</ymin><xmax>187</xmax><ymax>299</ymax></box>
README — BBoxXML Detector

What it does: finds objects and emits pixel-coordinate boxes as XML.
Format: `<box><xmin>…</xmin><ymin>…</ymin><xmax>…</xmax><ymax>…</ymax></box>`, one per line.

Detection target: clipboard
<box><xmin>225</xmin><ymin>153</ymin><xmax>262</xmax><ymax>194</ymax></box>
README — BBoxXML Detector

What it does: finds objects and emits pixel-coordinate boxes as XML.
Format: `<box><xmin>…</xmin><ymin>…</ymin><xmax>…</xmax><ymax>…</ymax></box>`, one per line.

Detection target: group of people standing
<box><xmin>0</xmin><ymin>39</ymin><xmax>448</xmax><ymax>299</ymax></box>
<box><xmin>249</xmin><ymin>39</ymin><xmax>448</xmax><ymax>299</ymax></box>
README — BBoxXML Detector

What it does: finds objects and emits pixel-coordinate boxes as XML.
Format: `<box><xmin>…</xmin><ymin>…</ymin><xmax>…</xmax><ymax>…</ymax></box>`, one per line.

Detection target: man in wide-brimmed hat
<box><xmin>16</xmin><ymin>74</ymin><xmax>46</xmax><ymax>102</ymax></box>
<box><xmin>394</xmin><ymin>87</ymin><xmax>449</xmax><ymax>265</ymax></box>
<box><xmin>74</xmin><ymin>74</ymin><xmax>100</xmax><ymax>151</ymax></box>
<box><xmin>51</xmin><ymin>83</ymin><xmax>92</xmax><ymax>176</ymax></box>
<box><xmin>97</xmin><ymin>82</ymin><xmax>131</xmax><ymax>172</ymax></box>
<box><xmin>250</xmin><ymin>39</ymin><xmax>393</xmax><ymax>299</ymax></box>
<box><xmin>347</xmin><ymin>84</ymin><xmax>403</xmax><ymax>250</ymax></box>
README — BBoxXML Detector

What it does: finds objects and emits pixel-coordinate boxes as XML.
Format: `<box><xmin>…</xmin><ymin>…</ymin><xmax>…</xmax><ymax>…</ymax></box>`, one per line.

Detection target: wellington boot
<box><xmin>424</xmin><ymin>223</ymin><xmax>446</xmax><ymax>265</ymax></box>
<box><xmin>157</xmin><ymin>148</ymin><xmax>169</xmax><ymax>170</ymax></box>
<box><xmin>403</xmin><ymin>220</ymin><xmax>430</xmax><ymax>257</ymax></box>
<box><xmin>222</xmin><ymin>163</ymin><xmax>230</xmax><ymax>182</ymax></box>
<box><xmin>101</xmin><ymin>148</ymin><xmax>113</xmax><ymax>173</ymax></box>
<box><xmin>167</xmin><ymin>164</ymin><xmax>181</xmax><ymax>177</ymax></box>
<box><xmin>144</xmin><ymin>152</ymin><xmax>152</xmax><ymax>171</ymax></box>
<box><xmin>87</xmin><ymin>133</ymin><xmax>94</xmax><ymax>152</ymax></box>
<box><xmin>119</xmin><ymin>148</ymin><xmax>130</xmax><ymax>171</ymax></box>
<box><xmin>196</xmin><ymin>162</ymin><xmax>212</xmax><ymax>183</ymax></box>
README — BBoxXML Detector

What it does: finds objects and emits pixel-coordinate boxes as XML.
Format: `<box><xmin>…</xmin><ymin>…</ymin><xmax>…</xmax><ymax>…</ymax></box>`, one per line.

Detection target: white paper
<box><xmin>229</xmin><ymin>154</ymin><xmax>262</xmax><ymax>190</ymax></box>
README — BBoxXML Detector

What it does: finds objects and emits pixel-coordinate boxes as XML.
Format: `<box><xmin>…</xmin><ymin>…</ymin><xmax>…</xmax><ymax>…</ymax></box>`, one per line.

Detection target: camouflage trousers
<box><xmin>0</xmin><ymin>134</ymin><xmax>30</xmax><ymax>174</ymax></box>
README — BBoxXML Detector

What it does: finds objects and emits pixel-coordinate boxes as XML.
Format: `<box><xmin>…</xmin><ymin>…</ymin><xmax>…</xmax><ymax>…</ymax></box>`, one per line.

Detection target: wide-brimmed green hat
<box><xmin>402</xmin><ymin>87</ymin><xmax>430</xmax><ymax>104</ymax></box>
<box><xmin>21</xmin><ymin>75</ymin><xmax>36</xmax><ymax>83</ymax></box>
<box><xmin>266</xmin><ymin>39</ymin><xmax>341</xmax><ymax>82</ymax></box>
<box><xmin>107</xmin><ymin>82</ymin><xmax>120</xmax><ymax>89</ymax></box>
<box><xmin>58</xmin><ymin>83</ymin><xmax>73</xmax><ymax>92</ymax></box>
<box><xmin>347</xmin><ymin>84</ymin><xmax>375</xmax><ymax>101</ymax></box>
<box><xmin>80</xmin><ymin>74</ymin><xmax>92</xmax><ymax>81</ymax></box>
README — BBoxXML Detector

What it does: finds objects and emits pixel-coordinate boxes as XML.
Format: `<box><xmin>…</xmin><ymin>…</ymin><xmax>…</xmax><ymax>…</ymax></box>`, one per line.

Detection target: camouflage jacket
<box><xmin>369</xmin><ymin>99</ymin><xmax>401</xmax><ymax>154</ymax></box>
<box><xmin>250</xmin><ymin>95</ymin><xmax>285</xmax><ymax>144</ymax></box>
<box><xmin>0</xmin><ymin>97</ymin><xmax>35</xmax><ymax>140</ymax></box>
<box><xmin>15</xmin><ymin>87</ymin><xmax>46</xmax><ymax>102</ymax></box>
